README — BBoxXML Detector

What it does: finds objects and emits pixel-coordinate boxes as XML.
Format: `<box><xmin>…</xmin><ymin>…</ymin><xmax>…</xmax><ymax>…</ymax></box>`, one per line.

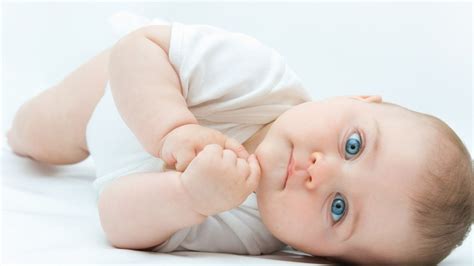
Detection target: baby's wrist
<box><xmin>155</xmin><ymin>123</ymin><xmax>200</xmax><ymax>159</ymax></box>
<box><xmin>175</xmin><ymin>171</ymin><xmax>210</xmax><ymax>219</ymax></box>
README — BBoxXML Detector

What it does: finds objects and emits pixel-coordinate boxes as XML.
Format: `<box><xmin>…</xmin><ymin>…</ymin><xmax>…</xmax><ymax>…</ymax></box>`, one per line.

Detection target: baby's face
<box><xmin>254</xmin><ymin>96</ymin><xmax>428</xmax><ymax>263</ymax></box>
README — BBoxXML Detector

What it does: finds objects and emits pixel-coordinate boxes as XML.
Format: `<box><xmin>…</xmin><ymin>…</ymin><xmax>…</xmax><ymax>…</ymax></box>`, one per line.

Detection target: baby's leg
<box><xmin>7</xmin><ymin>48</ymin><xmax>111</xmax><ymax>165</ymax></box>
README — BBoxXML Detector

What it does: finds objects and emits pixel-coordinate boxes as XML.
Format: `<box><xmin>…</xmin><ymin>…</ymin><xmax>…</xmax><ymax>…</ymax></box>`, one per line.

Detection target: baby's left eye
<box><xmin>331</xmin><ymin>194</ymin><xmax>347</xmax><ymax>223</ymax></box>
<box><xmin>344</xmin><ymin>132</ymin><xmax>362</xmax><ymax>160</ymax></box>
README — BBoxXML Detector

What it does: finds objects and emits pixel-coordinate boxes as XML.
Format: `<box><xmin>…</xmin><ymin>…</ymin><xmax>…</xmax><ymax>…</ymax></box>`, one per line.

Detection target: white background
<box><xmin>2</xmin><ymin>1</ymin><xmax>472</xmax><ymax>154</ymax></box>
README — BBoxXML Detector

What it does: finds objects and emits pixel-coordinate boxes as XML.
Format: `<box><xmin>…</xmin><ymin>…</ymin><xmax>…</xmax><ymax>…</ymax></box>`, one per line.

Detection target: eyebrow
<box><xmin>370</xmin><ymin>117</ymin><xmax>381</xmax><ymax>165</ymax></box>
<box><xmin>345</xmin><ymin>117</ymin><xmax>381</xmax><ymax>241</ymax></box>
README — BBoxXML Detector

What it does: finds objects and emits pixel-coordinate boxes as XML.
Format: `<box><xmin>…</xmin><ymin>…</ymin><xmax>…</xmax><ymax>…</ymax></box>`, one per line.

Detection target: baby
<box><xmin>7</xmin><ymin>20</ymin><xmax>472</xmax><ymax>264</ymax></box>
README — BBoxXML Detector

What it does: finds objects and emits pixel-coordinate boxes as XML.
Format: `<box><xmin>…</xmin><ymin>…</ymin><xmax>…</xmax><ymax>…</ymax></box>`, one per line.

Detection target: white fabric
<box><xmin>85</xmin><ymin>17</ymin><xmax>311</xmax><ymax>255</ymax></box>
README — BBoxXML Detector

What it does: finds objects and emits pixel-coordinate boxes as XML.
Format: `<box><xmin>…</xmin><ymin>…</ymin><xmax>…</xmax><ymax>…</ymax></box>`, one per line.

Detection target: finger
<box><xmin>224</xmin><ymin>137</ymin><xmax>249</xmax><ymax>159</ymax></box>
<box><xmin>203</xmin><ymin>143</ymin><xmax>223</xmax><ymax>152</ymax></box>
<box><xmin>222</xmin><ymin>149</ymin><xmax>237</xmax><ymax>165</ymax></box>
<box><xmin>160</xmin><ymin>147</ymin><xmax>177</xmax><ymax>167</ymax></box>
<box><xmin>175</xmin><ymin>148</ymin><xmax>196</xmax><ymax>172</ymax></box>
<box><xmin>236</xmin><ymin>158</ymin><xmax>250</xmax><ymax>178</ymax></box>
<box><xmin>201</xmin><ymin>143</ymin><xmax>223</xmax><ymax>158</ymax></box>
<box><xmin>246</xmin><ymin>154</ymin><xmax>261</xmax><ymax>192</ymax></box>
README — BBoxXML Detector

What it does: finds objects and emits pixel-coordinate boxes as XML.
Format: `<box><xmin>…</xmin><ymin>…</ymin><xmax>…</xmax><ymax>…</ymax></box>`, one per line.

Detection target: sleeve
<box><xmin>168</xmin><ymin>22</ymin><xmax>312</xmax><ymax>121</ymax></box>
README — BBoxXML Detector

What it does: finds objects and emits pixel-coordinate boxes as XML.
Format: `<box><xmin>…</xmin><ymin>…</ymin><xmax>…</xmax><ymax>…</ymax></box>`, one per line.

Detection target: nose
<box><xmin>305</xmin><ymin>151</ymin><xmax>333</xmax><ymax>190</ymax></box>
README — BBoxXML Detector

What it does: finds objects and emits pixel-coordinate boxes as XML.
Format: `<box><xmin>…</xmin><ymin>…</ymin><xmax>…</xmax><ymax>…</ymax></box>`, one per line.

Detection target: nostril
<box><xmin>310</xmin><ymin>152</ymin><xmax>319</xmax><ymax>164</ymax></box>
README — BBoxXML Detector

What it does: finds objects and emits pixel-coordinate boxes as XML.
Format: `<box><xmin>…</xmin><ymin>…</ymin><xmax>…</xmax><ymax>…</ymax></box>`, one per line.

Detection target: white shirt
<box><xmin>86</xmin><ymin>13</ymin><xmax>312</xmax><ymax>255</ymax></box>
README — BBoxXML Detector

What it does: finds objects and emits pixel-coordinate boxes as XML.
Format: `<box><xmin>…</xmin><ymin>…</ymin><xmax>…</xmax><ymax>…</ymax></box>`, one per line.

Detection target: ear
<box><xmin>350</xmin><ymin>95</ymin><xmax>383</xmax><ymax>103</ymax></box>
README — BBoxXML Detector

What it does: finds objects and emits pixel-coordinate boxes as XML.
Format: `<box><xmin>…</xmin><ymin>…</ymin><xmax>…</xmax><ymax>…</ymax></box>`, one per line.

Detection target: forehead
<box><xmin>342</xmin><ymin>103</ymin><xmax>428</xmax><ymax>259</ymax></box>
<box><xmin>344</xmin><ymin>165</ymin><xmax>421</xmax><ymax>261</ymax></box>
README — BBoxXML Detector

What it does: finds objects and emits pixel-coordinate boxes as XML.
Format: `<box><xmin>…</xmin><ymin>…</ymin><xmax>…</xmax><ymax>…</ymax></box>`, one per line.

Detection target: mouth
<box><xmin>284</xmin><ymin>150</ymin><xmax>294</xmax><ymax>189</ymax></box>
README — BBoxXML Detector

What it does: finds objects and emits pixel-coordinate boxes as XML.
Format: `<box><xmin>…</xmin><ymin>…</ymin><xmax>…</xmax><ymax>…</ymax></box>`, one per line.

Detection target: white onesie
<box><xmin>86</xmin><ymin>14</ymin><xmax>312</xmax><ymax>255</ymax></box>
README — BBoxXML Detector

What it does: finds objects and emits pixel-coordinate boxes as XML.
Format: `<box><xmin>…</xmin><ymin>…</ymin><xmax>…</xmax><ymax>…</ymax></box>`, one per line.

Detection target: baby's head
<box><xmin>254</xmin><ymin>95</ymin><xmax>472</xmax><ymax>264</ymax></box>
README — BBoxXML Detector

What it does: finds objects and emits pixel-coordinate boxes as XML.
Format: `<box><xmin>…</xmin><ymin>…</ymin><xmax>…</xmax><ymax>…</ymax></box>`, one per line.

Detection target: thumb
<box><xmin>174</xmin><ymin>148</ymin><xmax>196</xmax><ymax>172</ymax></box>
<box><xmin>246</xmin><ymin>154</ymin><xmax>261</xmax><ymax>192</ymax></box>
<box><xmin>159</xmin><ymin>143</ymin><xmax>177</xmax><ymax>167</ymax></box>
<box><xmin>224</xmin><ymin>137</ymin><xmax>249</xmax><ymax>159</ymax></box>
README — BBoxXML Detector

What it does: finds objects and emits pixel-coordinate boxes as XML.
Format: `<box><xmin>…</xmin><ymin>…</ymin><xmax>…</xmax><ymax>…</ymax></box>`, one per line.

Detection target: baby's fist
<box><xmin>158</xmin><ymin>124</ymin><xmax>249</xmax><ymax>172</ymax></box>
<box><xmin>180</xmin><ymin>144</ymin><xmax>261</xmax><ymax>217</ymax></box>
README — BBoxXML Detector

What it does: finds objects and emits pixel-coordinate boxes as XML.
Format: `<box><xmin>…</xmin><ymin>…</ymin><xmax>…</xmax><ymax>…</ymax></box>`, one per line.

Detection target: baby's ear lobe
<box><xmin>350</xmin><ymin>95</ymin><xmax>383</xmax><ymax>103</ymax></box>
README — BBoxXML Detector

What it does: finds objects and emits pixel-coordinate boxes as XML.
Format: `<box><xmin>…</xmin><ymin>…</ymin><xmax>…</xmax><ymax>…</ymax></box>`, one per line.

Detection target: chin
<box><xmin>254</xmin><ymin>183</ymin><xmax>290</xmax><ymax>240</ymax></box>
<box><xmin>255</xmin><ymin>140</ymin><xmax>291</xmax><ymax>190</ymax></box>
<box><xmin>254</xmin><ymin>198</ymin><xmax>287</xmax><ymax>244</ymax></box>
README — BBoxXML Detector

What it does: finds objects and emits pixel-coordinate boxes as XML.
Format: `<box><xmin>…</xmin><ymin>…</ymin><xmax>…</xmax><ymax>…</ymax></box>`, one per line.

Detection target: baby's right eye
<box><xmin>331</xmin><ymin>193</ymin><xmax>347</xmax><ymax>223</ymax></box>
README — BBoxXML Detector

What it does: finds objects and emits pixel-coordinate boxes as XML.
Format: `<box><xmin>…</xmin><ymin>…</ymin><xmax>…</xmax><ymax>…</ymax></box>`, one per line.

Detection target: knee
<box><xmin>7</xmin><ymin>98</ymin><xmax>90</xmax><ymax>165</ymax></box>
<box><xmin>6</xmin><ymin>129</ymin><xmax>32</xmax><ymax>158</ymax></box>
<box><xmin>7</xmin><ymin>102</ymin><xmax>40</xmax><ymax>158</ymax></box>
<box><xmin>7</xmin><ymin>130</ymin><xmax>88</xmax><ymax>164</ymax></box>
<box><xmin>6</xmin><ymin>127</ymin><xmax>46</xmax><ymax>162</ymax></box>
<box><xmin>7</xmin><ymin>123</ymin><xmax>89</xmax><ymax>165</ymax></box>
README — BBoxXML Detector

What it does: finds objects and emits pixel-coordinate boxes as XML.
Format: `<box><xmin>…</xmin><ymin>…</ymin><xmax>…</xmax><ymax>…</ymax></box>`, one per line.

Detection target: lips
<box><xmin>284</xmin><ymin>151</ymin><xmax>294</xmax><ymax>188</ymax></box>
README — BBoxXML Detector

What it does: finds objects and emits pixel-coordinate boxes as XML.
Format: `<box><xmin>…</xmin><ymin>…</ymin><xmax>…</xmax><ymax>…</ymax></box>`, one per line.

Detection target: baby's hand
<box><xmin>158</xmin><ymin>124</ymin><xmax>249</xmax><ymax>172</ymax></box>
<box><xmin>180</xmin><ymin>144</ymin><xmax>261</xmax><ymax>217</ymax></box>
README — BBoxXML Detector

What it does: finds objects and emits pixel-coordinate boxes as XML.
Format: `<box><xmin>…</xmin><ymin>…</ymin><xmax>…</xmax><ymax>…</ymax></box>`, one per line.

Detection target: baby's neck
<box><xmin>242</xmin><ymin>122</ymin><xmax>273</xmax><ymax>155</ymax></box>
<box><xmin>244</xmin><ymin>122</ymin><xmax>273</xmax><ymax>194</ymax></box>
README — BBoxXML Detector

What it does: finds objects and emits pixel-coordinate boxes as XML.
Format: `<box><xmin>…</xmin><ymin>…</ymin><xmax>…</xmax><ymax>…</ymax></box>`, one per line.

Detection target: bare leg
<box><xmin>7</xmin><ymin>48</ymin><xmax>111</xmax><ymax>165</ymax></box>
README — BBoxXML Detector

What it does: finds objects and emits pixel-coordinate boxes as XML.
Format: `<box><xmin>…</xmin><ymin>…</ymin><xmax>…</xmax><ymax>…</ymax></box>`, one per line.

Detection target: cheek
<box><xmin>259</xmin><ymin>192</ymin><xmax>319</xmax><ymax>235</ymax></box>
<box><xmin>281</xmin><ymin>108</ymin><xmax>341</xmax><ymax>144</ymax></box>
<box><xmin>261</xmin><ymin>197</ymin><xmax>333</xmax><ymax>252</ymax></box>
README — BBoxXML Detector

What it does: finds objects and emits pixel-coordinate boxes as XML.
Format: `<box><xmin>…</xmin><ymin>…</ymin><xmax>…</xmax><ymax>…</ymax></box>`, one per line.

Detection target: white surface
<box><xmin>2</xmin><ymin>2</ymin><xmax>472</xmax><ymax>264</ymax></box>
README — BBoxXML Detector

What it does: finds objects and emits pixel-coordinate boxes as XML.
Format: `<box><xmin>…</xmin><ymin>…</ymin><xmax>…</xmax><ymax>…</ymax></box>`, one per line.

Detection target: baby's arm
<box><xmin>101</xmin><ymin>26</ymin><xmax>255</xmax><ymax>250</ymax></box>
<box><xmin>98</xmin><ymin>171</ymin><xmax>206</xmax><ymax>249</ymax></box>
<box><xmin>101</xmin><ymin>26</ymin><xmax>204</xmax><ymax>249</ymax></box>
<box><xmin>99</xmin><ymin>145</ymin><xmax>260</xmax><ymax>250</ymax></box>
<box><xmin>98</xmin><ymin>170</ymin><xmax>206</xmax><ymax>249</ymax></box>
<box><xmin>108</xmin><ymin>25</ymin><xmax>197</xmax><ymax>157</ymax></box>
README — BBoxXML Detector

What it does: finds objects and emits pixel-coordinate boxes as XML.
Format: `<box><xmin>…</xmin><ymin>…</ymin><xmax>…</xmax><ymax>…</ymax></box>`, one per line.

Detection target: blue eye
<box><xmin>345</xmin><ymin>132</ymin><xmax>362</xmax><ymax>159</ymax></box>
<box><xmin>331</xmin><ymin>194</ymin><xmax>347</xmax><ymax>223</ymax></box>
